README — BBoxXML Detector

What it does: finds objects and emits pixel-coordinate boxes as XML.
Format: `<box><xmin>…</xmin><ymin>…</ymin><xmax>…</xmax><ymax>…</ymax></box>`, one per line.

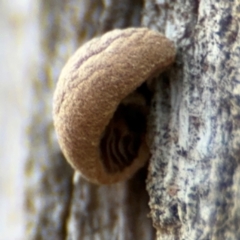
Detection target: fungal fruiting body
<box><xmin>53</xmin><ymin>28</ymin><xmax>175</xmax><ymax>184</ymax></box>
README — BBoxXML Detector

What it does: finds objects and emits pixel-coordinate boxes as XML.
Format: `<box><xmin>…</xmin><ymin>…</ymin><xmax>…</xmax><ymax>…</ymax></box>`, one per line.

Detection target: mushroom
<box><xmin>53</xmin><ymin>27</ymin><xmax>176</xmax><ymax>184</ymax></box>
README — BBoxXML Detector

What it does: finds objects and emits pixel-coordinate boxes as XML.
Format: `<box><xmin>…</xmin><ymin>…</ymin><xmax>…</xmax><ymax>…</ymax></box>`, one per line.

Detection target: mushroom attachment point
<box><xmin>53</xmin><ymin>28</ymin><xmax>176</xmax><ymax>184</ymax></box>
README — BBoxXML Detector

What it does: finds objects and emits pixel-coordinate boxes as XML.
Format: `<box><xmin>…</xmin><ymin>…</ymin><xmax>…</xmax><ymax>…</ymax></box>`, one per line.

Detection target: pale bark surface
<box><xmin>143</xmin><ymin>1</ymin><xmax>240</xmax><ymax>239</ymax></box>
<box><xmin>24</xmin><ymin>0</ymin><xmax>240</xmax><ymax>240</ymax></box>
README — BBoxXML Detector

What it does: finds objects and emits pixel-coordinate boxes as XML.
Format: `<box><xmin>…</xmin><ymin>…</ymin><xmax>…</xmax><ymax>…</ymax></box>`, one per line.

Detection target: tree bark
<box><xmin>144</xmin><ymin>0</ymin><xmax>240</xmax><ymax>239</ymax></box>
<box><xmin>25</xmin><ymin>0</ymin><xmax>240</xmax><ymax>239</ymax></box>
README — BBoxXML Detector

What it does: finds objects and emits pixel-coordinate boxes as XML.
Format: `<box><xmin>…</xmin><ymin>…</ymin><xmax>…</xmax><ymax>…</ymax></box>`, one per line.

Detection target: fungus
<box><xmin>53</xmin><ymin>28</ymin><xmax>175</xmax><ymax>184</ymax></box>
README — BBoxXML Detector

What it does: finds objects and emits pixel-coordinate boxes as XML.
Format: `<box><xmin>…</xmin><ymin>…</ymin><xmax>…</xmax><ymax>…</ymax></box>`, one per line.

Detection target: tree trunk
<box><xmin>144</xmin><ymin>1</ymin><xmax>240</xmax><ymax>239</ymax></box>
<box><xmin>24</xmin><ymin>0</ymin><xmax>240</xmax><ymax>239</ymax></box>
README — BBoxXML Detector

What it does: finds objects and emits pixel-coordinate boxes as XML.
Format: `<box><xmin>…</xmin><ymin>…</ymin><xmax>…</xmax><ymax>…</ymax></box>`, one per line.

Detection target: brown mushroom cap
<box><xmin>53</xmin><ymin>28</ymin><xmax>176</xmax><ymax>184</ymax></box>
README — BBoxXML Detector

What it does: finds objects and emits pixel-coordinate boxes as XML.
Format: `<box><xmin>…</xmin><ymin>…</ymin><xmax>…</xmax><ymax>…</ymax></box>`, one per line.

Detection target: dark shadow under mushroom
<box><xmin>100</xmin><ymin>82</ymin><xmax>152</xmax><ymax>173</ymax></box>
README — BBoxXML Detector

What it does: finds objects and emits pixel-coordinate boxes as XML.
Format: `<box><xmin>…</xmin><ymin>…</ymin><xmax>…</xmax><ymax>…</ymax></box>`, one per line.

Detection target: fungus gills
<box><xmin>100</xmin><ymin>83</ymin><xmax>152</xmax><ymax>173</ymax></box>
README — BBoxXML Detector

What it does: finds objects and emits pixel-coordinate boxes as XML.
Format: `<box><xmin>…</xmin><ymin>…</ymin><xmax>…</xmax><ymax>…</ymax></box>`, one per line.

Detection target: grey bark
<box><xmin>144</xmin><ymin>0</ymin><xmax>240</xmax><ymax>239</ymax></box>
<box><xmin>26</xmin><ymin>0</ymin><xmax>240</xmax><ymax>240</ymax></box>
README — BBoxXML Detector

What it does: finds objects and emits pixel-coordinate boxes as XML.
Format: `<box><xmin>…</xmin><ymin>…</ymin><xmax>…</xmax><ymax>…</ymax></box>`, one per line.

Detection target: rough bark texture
<box><xmin>25</xmin><ymin>0</ymin><xmax>240</xmax><ymax>240</ymax></box>
<box><xmin>143</xmin><ymin>1</ymin><xmax>240</xmax><ymax>239</ymax></box>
